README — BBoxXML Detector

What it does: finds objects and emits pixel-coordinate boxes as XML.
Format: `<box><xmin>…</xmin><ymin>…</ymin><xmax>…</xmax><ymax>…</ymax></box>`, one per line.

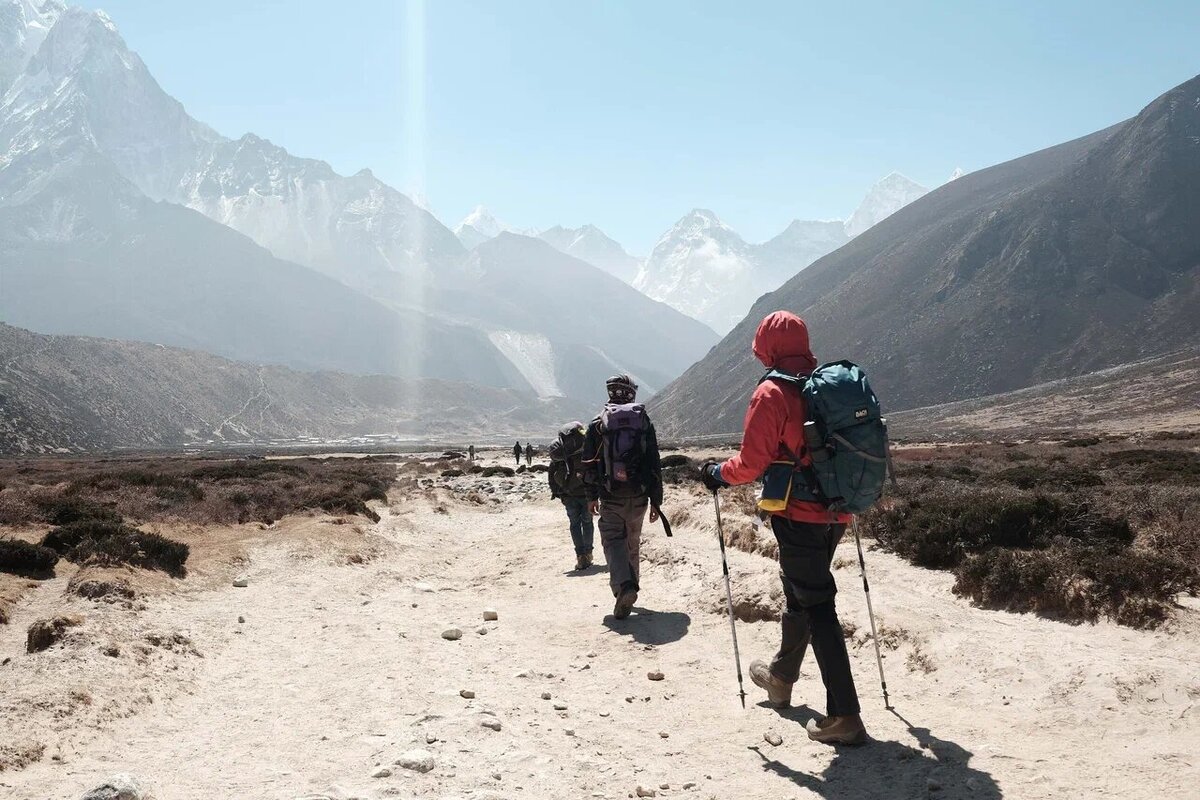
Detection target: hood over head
<box><xmin>752</xmin><ymin>311</ymin><xmax>817</xmax><ymax>374</ymax></box>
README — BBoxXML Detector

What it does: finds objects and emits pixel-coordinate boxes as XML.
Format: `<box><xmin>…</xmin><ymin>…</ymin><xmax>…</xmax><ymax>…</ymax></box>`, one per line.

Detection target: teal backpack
<box><xmin>762</xmin><ymin>360</ymin><xmax>894</xmax><ymax>514</ymax></box>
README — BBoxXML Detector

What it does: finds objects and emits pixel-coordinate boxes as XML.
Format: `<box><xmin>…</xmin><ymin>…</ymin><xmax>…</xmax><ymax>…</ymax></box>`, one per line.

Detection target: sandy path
<box><xmin>2</xmin><ymin>459</ymin><xmax>1198</xmax><ymax>799</ymax></box>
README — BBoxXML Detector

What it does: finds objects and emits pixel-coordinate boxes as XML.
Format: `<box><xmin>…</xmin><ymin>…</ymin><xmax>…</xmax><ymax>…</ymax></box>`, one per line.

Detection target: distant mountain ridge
<box><xmin>651</xmin><ymin>74</ymin><xmax>1200</xmax><ymax>436</ymax></box>
<box><xmin>0</xmin><ymin>2</ymin><xmax>717</xmax><ymax>408</ymax></box>
<box><xmin>632</xmin><ymin>174</ymin><xmax>930</xmax><ymax>332</ymax></box>
<box><xmin>0</xmin><ymin>323</ymin><xmax>589</xmax><ymax>454</ymax></box>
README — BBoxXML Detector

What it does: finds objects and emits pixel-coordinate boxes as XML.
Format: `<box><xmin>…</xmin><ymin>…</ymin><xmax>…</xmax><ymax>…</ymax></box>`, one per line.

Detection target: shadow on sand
<box><xmin>602</xmin><ymin>606</ymin><xmax>691</xmax><ymax>645</ymax></box>
<box><xmin>562</xmin><ymin>563</ymin><xmax>608</xmax><ymax>577</ymax></box>
<box><xmin>751</xmin><ymin>709</ymin><xmax>1002</xmax><ymax>799</ymax></box>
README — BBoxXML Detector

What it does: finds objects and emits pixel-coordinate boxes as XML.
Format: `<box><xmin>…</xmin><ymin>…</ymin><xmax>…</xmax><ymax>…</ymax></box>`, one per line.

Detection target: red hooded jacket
<box><xmin>717</xmin><ymin>311</ymin><xmax>852</xmax><ymax>525</ymax></box>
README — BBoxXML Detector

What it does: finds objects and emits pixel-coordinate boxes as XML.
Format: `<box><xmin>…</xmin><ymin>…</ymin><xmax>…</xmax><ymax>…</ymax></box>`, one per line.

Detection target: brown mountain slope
<box><xmin>888</xmin><ymin>348</ymin><xmax>1200</xmax><ymax>442</ymax></box>
<box><xmin>652</xmin><ymin>75</ymin><xmax>1200</xmax><ymax>436</ymax></box>
<box><xmin>0</xmin><ymin>324</ymin><xmax>588</xmax><ymax>454</ymax></box>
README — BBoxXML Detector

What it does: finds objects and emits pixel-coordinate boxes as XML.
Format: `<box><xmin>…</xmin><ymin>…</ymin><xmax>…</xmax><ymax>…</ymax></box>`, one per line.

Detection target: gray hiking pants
<box><xmin>597</xmin><ymin>497</ymin><xmax>648</xmax><ymax>597</ymax></box>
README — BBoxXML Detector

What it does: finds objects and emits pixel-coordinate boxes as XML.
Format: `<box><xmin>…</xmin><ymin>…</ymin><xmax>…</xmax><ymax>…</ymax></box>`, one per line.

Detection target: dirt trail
<box><xmin>2</xmin><ymin>457</ymin><xmax>1198</xmax><ymax>799</ymax></box>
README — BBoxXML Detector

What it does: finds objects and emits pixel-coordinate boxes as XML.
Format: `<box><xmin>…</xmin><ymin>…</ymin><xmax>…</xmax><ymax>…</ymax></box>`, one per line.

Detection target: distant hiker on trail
<box><xmin>513</xmin><ymin>440</ymin><xmax>522</xmax><ymax>467</ymax></box>
<box><xmin>548</xmin><ymin>422</ymin><xmax>595</xmax><ymax>571</ymax></box>
<box><xmin>581</xmin><ymin>374</ymin><xmax>664</xmax><ymax>620</ymax></box>
<box><xmin>525</xmin><ymin>442</ymin><xmax>534</xmax><ymax>467</ymax></box>
<box><xmin>468</xmin><ymin>444</ymin><xmax>476</xmax><ymax>462</ymax></box>
<box><xmin>700</xmin><ymin>311</ymin><xmax>865</xmax><ymax>745</ymax></box>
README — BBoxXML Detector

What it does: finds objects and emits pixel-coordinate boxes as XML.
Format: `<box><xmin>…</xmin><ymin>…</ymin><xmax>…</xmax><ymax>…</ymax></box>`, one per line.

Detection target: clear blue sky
<box><xmin>86</xmin><ymin>0</ymin><xmax>1200</xmax><ymax>252</ymax></box>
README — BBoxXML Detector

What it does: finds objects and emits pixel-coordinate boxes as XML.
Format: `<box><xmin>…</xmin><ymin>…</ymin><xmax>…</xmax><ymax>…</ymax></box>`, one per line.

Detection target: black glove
<box><xmin>700</xmin><ymin>460</ymin><xmax>727</xmax><ymax>492</ymax></box>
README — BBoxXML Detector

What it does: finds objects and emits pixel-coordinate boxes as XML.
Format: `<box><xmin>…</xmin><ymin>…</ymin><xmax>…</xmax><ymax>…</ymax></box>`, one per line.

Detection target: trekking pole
<box><xmin>852</xmin><ymin>518</ymin><xmax>891</xmax><ymax>709</ymax></box>
<box><xmin>712</xmin><ymin>490</ymin><xmax>748</xmax><ymax>709</ymax></box>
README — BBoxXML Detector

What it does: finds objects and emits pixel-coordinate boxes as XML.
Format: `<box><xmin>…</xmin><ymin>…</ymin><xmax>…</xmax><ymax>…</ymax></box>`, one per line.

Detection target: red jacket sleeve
<box><xmin>719</xmin><ymin>382</ymin><xmax>787</xmax><ymax>486</ymax></box>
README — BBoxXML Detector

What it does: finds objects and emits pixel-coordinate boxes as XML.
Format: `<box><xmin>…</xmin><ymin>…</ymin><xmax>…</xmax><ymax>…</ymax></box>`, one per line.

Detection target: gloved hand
<box><xmin>700</xmin><ymin>460</ymin><xmax>727</xmax><ymax>492</ymax></box>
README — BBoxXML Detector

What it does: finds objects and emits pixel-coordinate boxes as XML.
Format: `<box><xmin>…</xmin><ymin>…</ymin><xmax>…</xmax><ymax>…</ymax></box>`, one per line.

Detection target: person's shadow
<box><xmin>602</xmin><ymin>606</ymin><xmax>691</xmax><ymax>645</ymax></box>
<box><xmin>751</xmin><ymin>709</ymin><xmax>1002</xmax><ymax>799</ymax></box>
<box><xmin>562</xmin><ymin>563</ymin><xmax>608</xmax><ymax>577</ymax></box>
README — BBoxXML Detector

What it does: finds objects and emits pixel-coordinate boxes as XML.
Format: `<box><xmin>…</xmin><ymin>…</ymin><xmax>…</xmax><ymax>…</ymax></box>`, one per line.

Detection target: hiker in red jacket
<box><xmin>700</xmin><ymin>310</ymin><xmax>865</xmax><ymax>745</ymax></box>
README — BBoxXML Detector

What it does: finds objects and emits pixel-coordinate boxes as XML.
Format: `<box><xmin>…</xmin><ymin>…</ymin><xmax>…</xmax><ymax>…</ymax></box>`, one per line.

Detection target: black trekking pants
<box><xmin>769</xmin><ymin>517</ymin><xmax>861</xmax><ymax>717</ymax></box>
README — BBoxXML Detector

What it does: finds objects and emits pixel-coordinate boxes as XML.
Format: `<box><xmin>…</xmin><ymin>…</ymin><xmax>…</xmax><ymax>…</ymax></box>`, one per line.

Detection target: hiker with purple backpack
<box><xmin>581</xmin><ymin>374</ymin><xmax>666</xmax><ymax>620</ymax></box>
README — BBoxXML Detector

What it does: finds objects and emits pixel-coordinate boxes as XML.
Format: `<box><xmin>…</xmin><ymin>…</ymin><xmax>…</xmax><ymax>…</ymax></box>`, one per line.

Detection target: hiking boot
<box><xmin>574</xmin><ymin>554</ymin><xmax>587</xmax><ymax>571</ymax></box>
<box><xmin>805</xmin><ymin>714</ymin><xmax>867</xmax><ymax>745</ymax></box>
<box><xmin>581</xmin><ymin>551</ymin><xmax>594</xmax><ymax>569</ymax></box>
<box><xmin>749</xmin><ymin>659</ymin><xmax>793</xmax><ymax>707</ymax></box>
<box><xmin>613</xmin><ymin>586</ymin><xmax>638</xmax><ymax>620</ymax></box>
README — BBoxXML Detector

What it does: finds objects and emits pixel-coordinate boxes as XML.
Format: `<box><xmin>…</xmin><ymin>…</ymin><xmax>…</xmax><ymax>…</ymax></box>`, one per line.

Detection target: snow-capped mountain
<box><xmin>634</xmin><ymin>210</ymin><xmax>759</xmax><ymax>333</ymax></box>
<box><xmin>947</xmin><ymin>167</ymin><xmax>966</xmax><ymax>182</ymax></box>
<box><xmin>635</xmin><ymin>174</ymin><xmax>931</xmax><ymax>331</ymax></box>
<box><xmin>844</xmin><ymin>172</ymin><xmax>929</xmax><ymax>237</ymax></box>
<box><xmin>0</xmin><ymin>0</ymin><xmax>62</xmax><ymax>91</ymax></box>
<box><xmin>0</xmin><ymin>2</ymin><xmax>718</xmax><ymax>407</ymax></box>
<box><xmin>539</xmin><ymin>224</ymin><xmax>640</xmax><ymax>283</ymax></box>
<box><xmin>452</xmin><ymin>205</ymin><xmax>537</xmax><ymax>249</ymax></box>
<box><xmin>176</xmin><ymin>136</ymin><xmax>463</xmax><ymax>300</ymax></box>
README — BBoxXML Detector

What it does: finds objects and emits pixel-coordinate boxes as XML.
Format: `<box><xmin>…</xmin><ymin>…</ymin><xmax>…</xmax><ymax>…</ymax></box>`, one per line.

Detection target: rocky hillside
<box><xmin>888</xmin><ymin>348</ymin><xmax>1200</xmax><ymax>442</ymax></box>
<box><xmin>0</xmin><ymin>324</ymin><xmax>589</xmax><ymax>454</ymax></box>
<box><xmin>651</xmin><ymin>75</ymin><xmax>1200</xmax><ymax>436</ymax></box>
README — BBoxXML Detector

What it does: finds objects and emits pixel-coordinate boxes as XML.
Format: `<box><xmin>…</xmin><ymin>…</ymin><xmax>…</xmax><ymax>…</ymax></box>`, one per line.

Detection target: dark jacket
<box><xmin>581</xmin><ymin>408</ymin><xmax>664</xmax><ymax>507</ymax></box>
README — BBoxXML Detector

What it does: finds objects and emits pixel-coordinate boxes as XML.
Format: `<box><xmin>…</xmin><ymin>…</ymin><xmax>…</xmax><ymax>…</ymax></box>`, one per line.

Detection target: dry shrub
<box><xmin>1106</xmin><ymin>449</ymin><xmax>1200</xmax><ymax>485</ymax></box>
<box><xmin>0</xmin><ymin>456</ymin><xmax>395</xmax><ymax>527</ymax></box>
<box><xmin>953</xmin><ymin>544</ymin><xmax>1196</xmax><ymax>628</ymax></box>
<box><xmin>42</xmin><ymin>521</ymin><xmax>188</xmax><ymax>576</ymax></box>
<box><xmin>865</xmin><ymin>489</ymin><xmax>1131</xmax><ymax>569</ymax></box>
<box><xmin>0</xmin><ymin>537</ymin><xmax>58</xmax><ymax>576</ymax></box>
<box><xmin>481</xmin><ymin>466</ymin><xmax>515</xmax><ymax>478</ymax></box>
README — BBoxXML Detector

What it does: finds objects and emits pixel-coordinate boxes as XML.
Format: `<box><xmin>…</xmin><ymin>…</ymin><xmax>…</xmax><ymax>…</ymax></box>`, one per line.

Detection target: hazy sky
<box><xmin>86</xmin><ymin>0</ymin><xmax>1200</xmax><ymax>252</ymax></box>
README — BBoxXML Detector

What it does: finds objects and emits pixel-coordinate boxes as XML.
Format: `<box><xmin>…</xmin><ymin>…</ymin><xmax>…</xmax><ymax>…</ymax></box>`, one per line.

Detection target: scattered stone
<box><xmin>636</xmin><ymin>786</ymin><xmax>657</xmax><ymax>798</ymax></box>
<box><xmin>587</xmin><ymin>651</ymin><xmax>597</xmax><ymax>658</ymax></box>
<box><xmin>625</xmin><ymin>696</ymin><xmax>634</xmax><ymax>703</ymax></box>
<box><xmin>426</xmin><ymin>733</ymin><xmax>438</xmax><ymax>744</ymax></box>
<box><xmin>660</xmin><ymin>784</ymin><xmax>670</xmax><ymax>790</ymax></box>
<box><xmin>647</xmin><ymin>671</ymin><xmax>665</xmax><ymax>681</ymax></box>
<box><xmin>599</xmin><ymin>711</ymin><xmax>611</xmax><ymax>717</ymax></box>
<box><xmin>483</xmin><ymin>608</ymin><xmax>499</xmax><ymax>621</ymax></box>
<box><xmin>659</xmin><ymin>731</ymin><xmax>670</xmax><ymax>739</ymax></box>
<box><xmin>515</xmin><ymin>669</ymin><xmax>534</xmax><ymax>678</ymax></box>
<box><xmin>460</xmin><ymin>689</ymin><xmax>476</xmax><ymax>699</ymax></box>
<box><xmin>80</xmin><ymin>773</ymin><xmax>147</xmax><ymax>800</ymax></box>
<box><xmin>371</xmin><ymin>766</ymin><xmax>392</xmax><ymax>778</ymax></box>
<box><xmin>541</xmin><ymin>692</ymin><xmax>552</xmax><ymax>700</ymax></box>
<box><xmin>764</xmin><ymin>730</ymin><xmax>783</xmax><ymax>747</ymax></box>
<box><xmin>683</xmin><ymin>783</ymin><xmax>697</xmax><ymax>789</ymax></box>
<box><xmin>927</xmin><ymin>777</ymin><xmax>943</xmax><ymax>792</ymax></box>
<box><xmin>26</xmin><ymin>615</ymin><xmax>82</xmax><ymax>654</ymax></box>
<box><xmin>395</xmin><ymin>749</ymin><xmax>436</xmax><ymax>773</ymax></box>
<box><xmin>553</xmin><ymin>703</ymin><xmax>568</xmax><ymax>711</ymax></box>
<box><xmin>102</xmin><ymin>643</ymin><xmax>120</xmax><ymax>658</ymax></box>
<box><xmin>565</xmin><ymin>729</ymin><xmax>575</xmax><ymax>736</ymax></box>
<box><xmin>237</xmin><ymin>616</ymin><xmax>245</xmax><ymax>624</ymax></box>
<box><xmin>232</xmin><ymin>577</ymin><xmax>249</xmax><ymax>588</ymax></box>
<box><xmin>476</xmin><ymin>626</ymin><xmax>489</xmax><ymax>635</ymax></box>
<box><xmin>481</xmin><ymin>718</ymin><xmax>502</xmax><ymax>731</ymax></box>
<box><xmin>442</xmin><ymin>628</ymin><xmax>463</xmax><ymax>641</ymax></box>
<box><xmin>414</xmin><ymin>582</ymin><xmax>435</xmax><ymax>592</ymax></box>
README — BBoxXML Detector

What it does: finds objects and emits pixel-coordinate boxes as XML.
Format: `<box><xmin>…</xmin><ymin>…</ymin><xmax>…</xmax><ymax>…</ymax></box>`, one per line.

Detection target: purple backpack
<box><xmin>599</xmin><ymin>403</ymin><xmax>648</xmax><ymax>487</ymax></box>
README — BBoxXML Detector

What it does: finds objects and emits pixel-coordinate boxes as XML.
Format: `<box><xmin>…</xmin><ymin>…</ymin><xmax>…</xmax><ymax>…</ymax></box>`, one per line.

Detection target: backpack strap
<box><xmin>759</xmin><ymin>368</ymin><xmax>828</xmax><ymax>506</ymax></box>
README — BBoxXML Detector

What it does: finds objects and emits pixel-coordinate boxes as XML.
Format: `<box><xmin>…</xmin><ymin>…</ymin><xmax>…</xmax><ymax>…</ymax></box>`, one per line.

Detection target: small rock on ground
<box><xmin>764</xmin><ymin>730</ymin><xmax>783</xmax><ymax>747</ymax></box>
<box><xmin>541</xmin><ymin>692</ymin><xmax>552</xmax><ymax>700</ymax></box>
<box><xmin>395</xmin><ymin>749</ymin><xmax>436</xmax><ymax>773</ymax></box>
<box><xmin>460</xmin><ymin>689</ymin><xmax>476</xmax><ymax>699</ymax></box>
<box><xmin>483</xmin><ymin>608</ymin><xmax>499</xmax><ymax>621</ymax></box>
<box><xmin>481</xmin><ymin>719</ymin><xmax>502</xmax><ymax>731</ymax></box>
<box><xmin>636</xmin><ymin>786</ymin><xmax>657</xmax><ymax>798</ymax></box>
<box><xmin>371</xmin><ymin>766</ymin><xmax>392</xmax><ymax>778</ymax></box>
<box><xmin>232</xmin><ymin>577</ymin><xmax>248</xmax><ymax>588</ymax></box>
<box><xmin>80</xmin><ymin>773</ymin><xmax>148</xmax><ymax>800</ymax></box>
<box><xmin>647</xmin><ymin>671</ymin><xmax>665</xmax><ymax>681</ymax></box>
<box><xmin>441</xmin><ymin>628</ymin><xmax>463</xmax><ymax>641</ymax></box>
